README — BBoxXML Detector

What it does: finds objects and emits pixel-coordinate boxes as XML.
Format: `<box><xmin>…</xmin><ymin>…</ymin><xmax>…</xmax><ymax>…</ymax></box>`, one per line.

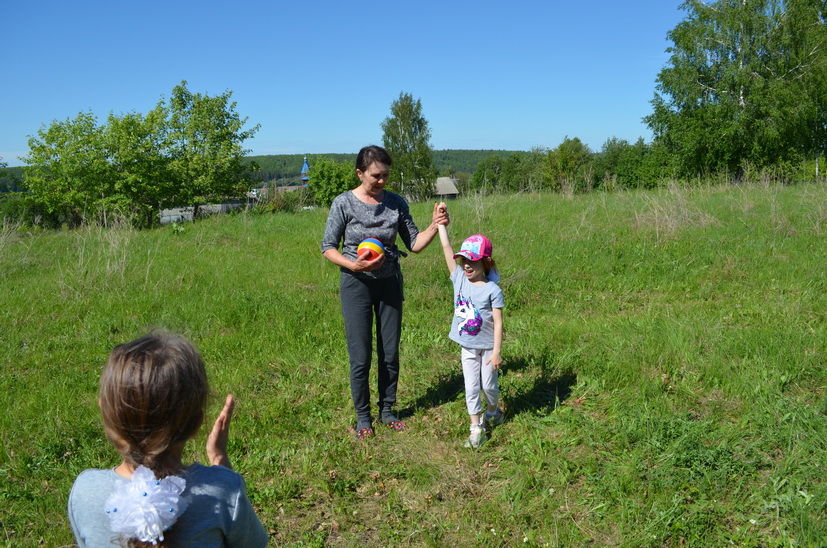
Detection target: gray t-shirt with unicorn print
<box><xmin>448</xmin><ymin>267</ymin><xmax>504</xmax><ymax>350</ymax></box>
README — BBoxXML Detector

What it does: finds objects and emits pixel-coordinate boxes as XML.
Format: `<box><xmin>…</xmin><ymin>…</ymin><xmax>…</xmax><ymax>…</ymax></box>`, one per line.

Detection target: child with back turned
<box><xmin>437</xmin><ymin>209</ymin><xmax>506</xmax><ymax>448</ymax></box>
<box><xmin>68</xmin><ymin>331</ymin><xmax>268</xmax><ymax>547</ymax></box>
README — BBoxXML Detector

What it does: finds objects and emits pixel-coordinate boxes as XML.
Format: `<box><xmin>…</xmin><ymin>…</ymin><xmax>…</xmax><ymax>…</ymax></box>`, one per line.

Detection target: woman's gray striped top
<box><xmin>321</xmin><ymin>190</ymin><xmax>420</xmax><ymax>279</ymax></box>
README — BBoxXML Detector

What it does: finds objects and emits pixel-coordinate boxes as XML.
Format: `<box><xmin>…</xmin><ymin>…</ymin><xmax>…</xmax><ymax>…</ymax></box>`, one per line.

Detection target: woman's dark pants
<box><xmin>340</xmin><ymin>272</ymin><xmax>403</xmax><ymax>425</ymax></box>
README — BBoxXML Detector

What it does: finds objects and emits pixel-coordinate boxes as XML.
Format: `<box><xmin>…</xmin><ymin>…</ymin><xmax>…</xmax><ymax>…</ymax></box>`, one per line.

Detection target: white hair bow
<box><xmin>105</xmin><ymin>465</ymin><xmax>187</xmax><ymax>545</ymax></box>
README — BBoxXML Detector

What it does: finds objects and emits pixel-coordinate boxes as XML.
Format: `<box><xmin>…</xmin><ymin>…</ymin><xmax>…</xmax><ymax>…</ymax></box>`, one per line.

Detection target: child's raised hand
<box><xmin>206</xmin><ymin>394</ymin><xmax>235</xmax><ymax>469</ymax></box>
<box><xmin>433</xmin><ymin>202</ymin><xmax>450</xmax><ymax>226</ymax></box>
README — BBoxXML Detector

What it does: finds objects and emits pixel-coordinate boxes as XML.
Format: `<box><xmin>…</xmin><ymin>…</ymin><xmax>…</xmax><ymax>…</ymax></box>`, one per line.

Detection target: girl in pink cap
<box><xmin>436</xmin><ymin>209</ymin><xmax>505</xmax><ymax>448</ymax></box>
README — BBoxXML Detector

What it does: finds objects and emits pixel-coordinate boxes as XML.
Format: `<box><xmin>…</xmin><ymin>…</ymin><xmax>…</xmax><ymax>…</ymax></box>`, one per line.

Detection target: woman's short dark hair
<box><xmin>356</xmin><ymin>145</ymin><xmax>392</xmax><ymax>171</ymax></box>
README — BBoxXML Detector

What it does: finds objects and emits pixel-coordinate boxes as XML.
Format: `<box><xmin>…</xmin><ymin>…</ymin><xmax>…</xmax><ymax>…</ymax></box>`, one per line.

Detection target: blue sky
<box><xmin>1</xmin><ymin>1</ymin><xmax>686</xmax><ymax>167</ymax></box>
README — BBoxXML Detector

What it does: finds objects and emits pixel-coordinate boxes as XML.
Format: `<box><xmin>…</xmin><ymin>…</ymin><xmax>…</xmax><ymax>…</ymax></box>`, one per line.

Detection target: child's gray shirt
<box><xmin>448</xmin><ymin>267</ymin><xmax>505</xmax><ymax>350</ymax></box>
<box><xmin>68</xmin><ymin>463</ymin><xmax>267</xmax><ymax>547</ymax></box>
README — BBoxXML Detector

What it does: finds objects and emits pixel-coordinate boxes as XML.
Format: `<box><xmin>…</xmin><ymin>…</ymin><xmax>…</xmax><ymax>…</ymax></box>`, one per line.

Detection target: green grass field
<box><xmin>1</xmin><ymin>182</ymin><xmax>825</xmax><ymax>547</ymax></box>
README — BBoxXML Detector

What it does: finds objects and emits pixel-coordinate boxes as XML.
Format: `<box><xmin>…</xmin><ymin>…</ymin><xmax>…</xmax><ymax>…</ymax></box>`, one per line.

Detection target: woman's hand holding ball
<box><xmin>352</xmin><ymin>238</ymin><xmax>385</xmax><ymax>272</ymax></box>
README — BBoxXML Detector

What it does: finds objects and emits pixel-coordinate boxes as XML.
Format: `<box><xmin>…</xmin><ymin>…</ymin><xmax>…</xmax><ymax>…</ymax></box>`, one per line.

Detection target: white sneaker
<box><xmin>484</xmin><ymin>409</ymin><xmax>505</xmax><ymax>429</ymax></box>
<box><xmin>464</xmin><ymin>424</ymin><xmax>487</xmax><ymax>448</ymax></box>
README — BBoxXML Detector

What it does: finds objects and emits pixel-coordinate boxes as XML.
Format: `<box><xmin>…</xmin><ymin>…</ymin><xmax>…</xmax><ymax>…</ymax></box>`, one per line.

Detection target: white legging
<box><xmin>461</xmin><ymin>346</ymin><xmax>500</xmax><ymax>416</ymax></box>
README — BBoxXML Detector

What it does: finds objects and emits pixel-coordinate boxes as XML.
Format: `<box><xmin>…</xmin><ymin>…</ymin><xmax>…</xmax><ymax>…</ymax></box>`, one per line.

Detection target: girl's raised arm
<box><xmin>436</xmin><ymin>203</ymin><xmax>456</xmax><ymax>274</ymax></box>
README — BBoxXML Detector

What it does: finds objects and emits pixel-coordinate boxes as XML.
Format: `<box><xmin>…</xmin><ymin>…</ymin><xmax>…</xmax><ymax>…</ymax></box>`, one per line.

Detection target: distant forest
<box><xmin>0</xmin><ymin>150</ymin><xmax>518</xmax><ymax>193</ymax></box>
<box><xmin>0</xmin><ymin>166</ymin><xmax>23</xmax><ymax>193</ymax></box>
<box><xmin>246</xmin><ymin>149</ymin><xmax>524</xmax><ymax>185</ymax></box>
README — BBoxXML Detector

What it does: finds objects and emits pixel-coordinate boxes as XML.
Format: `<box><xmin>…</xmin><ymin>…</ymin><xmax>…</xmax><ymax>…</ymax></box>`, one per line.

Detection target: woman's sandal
<box><xmin>385</xmin><ymin>419</ymin><xmax>407</xmax><ymax>432</ymax></box>
<box><xmin>355</xmin><ymin>427</ymin><xmax>374</xmax><ymax>440</ymax></box>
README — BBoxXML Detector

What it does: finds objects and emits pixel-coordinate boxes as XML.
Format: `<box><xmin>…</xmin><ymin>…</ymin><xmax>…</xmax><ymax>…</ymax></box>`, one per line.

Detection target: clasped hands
<box><xmin>434</xmin><ymin>201</ymin><xmax>450</xmax><ymax>227</ymax></box>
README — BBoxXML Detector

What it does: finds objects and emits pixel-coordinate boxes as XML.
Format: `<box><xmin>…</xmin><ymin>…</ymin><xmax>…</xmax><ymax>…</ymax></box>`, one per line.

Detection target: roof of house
<box><xmin>434</xmin><ymin>177</ymin><xmax>459</xmax><ymax>195</ymax></box>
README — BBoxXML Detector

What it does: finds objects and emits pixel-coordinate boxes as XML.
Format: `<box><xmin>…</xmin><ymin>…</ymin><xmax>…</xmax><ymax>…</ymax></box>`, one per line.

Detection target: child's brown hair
<box><xmin>482</xmin><ymin>257</ymin><xmax>497</xmax><ymax>276</ymax></box>
<box><xmin>99</xmin><ymin>331</ymin><xmax>208</xmax><ymax>480</ymax></box>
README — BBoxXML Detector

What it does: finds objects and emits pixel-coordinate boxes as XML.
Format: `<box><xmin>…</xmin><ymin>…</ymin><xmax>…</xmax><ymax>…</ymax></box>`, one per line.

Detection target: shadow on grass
<box><xmin>504</xmin><ymin>367</ymin><xmax>577</xmax><ymax>418</ymax></box>
<box><xmin>399</xmin><ymin>351</ymin><xmax>577</xmax><ymax>421</ymax></box>
<box><xmin>502</xmin><ymin>351</ymin><xmax>577</xmax><ymax>418</ymax></box>
<box><xmin>398</xmin><ymin>370</ymin><xmax>465</xmax><ymax>419</ymax></box>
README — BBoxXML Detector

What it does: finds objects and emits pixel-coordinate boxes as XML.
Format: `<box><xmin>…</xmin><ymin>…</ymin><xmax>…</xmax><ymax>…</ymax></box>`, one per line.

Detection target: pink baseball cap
<box><xmin>453</xmin><ymin>234</ymin><xmax>493</xmax><ymax>261</ymax></box>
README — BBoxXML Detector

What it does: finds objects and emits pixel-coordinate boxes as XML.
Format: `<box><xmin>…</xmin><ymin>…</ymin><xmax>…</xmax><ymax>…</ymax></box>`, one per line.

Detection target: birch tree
<box><xmin>645</xmin><ymin>0</ymin><xmax>827</xmax><ymax>177</ymax></box>
<box><xmin>381</xmin><ymin>92</ymin><xmax>435</xmax><ymax>201</ymax></box>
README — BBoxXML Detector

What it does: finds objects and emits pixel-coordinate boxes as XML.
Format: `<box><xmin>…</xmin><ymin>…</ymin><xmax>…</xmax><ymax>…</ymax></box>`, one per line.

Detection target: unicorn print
<box><xmin>455</xmin><ymin>295</ymin><xmax>483</xmax><ymax>336</ymax></box>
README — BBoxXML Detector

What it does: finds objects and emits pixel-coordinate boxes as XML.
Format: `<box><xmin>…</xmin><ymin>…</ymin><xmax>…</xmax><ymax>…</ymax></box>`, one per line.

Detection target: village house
<box><xmin>434</xmin><ymin>176</ymin><xmax>459</xmax><ymax>200</ymax></box>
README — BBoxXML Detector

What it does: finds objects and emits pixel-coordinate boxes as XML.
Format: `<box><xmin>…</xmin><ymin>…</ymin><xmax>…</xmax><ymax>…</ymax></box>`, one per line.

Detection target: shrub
<box><xmin>253</xmin><ymin>186</ymin><xmax>312</xmax><ymax>214</ymax></box>
<box><xmin>307</xmin><ymin>158</ymin><xmax>357</xmax><ymax>207</ymax></box>
<box><xmin>0</xmin><ymin>192</ymin><xmax>61</xmax><ymax>228</ymax></box>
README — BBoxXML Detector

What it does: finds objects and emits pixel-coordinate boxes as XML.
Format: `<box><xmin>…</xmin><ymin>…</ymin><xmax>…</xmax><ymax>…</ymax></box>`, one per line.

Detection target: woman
<box><xmin>321</xmin><ymin>145</ymin><xmax>448</xmax><ymax>439</ymax></box>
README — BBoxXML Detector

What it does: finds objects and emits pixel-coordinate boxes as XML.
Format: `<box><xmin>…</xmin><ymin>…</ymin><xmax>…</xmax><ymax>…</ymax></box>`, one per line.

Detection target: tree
<box><xmin>594</xmin><ymin>137</ymin><xmax>666</xmax><ymax>189</ymax></box>
<box><xmin>21</xmin><ymin>81</ymin><xmax>259</xmax><ymax>227</ymax></box>
<box><xmin>308</xmin><ymin>157</ymin><xmax>358</xmax><ymax>207</ymax></box>
<box><xmin>381</xmin><ymin>92</ymin><xmax>435</xmax><ymax>201</ymax></box>
<box><xmin>646</xmin><ymin>0</ymin><xmax>827</xmax><ymax>177</ymax></box>
<box><xmin>23</xmin><ymin>112</ymin><xmax>113</xmax><ymax>226</ymax></box>
<box><xmin>468</xmin><ymin>154</ymin><xmax>504</xmax><ymax>193</ymax></box>
<box><xmin>164</xmin><ymin>81</ymin><xmax>260</xmax><ymax>212</ymax></box>
<box><xmin>467</xmin><ymin>150</ymin><xmax>551</xmax><ymax>194</ymax></box>
<box><xmin>546</xmin><ymin>137</ymin><xmax>593</xmax><ymax>192</ymax></box>
<box><xmin>104</xmin><ymin>107</ymin><xmax>171</xmax><ymax>225</ymax></box>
